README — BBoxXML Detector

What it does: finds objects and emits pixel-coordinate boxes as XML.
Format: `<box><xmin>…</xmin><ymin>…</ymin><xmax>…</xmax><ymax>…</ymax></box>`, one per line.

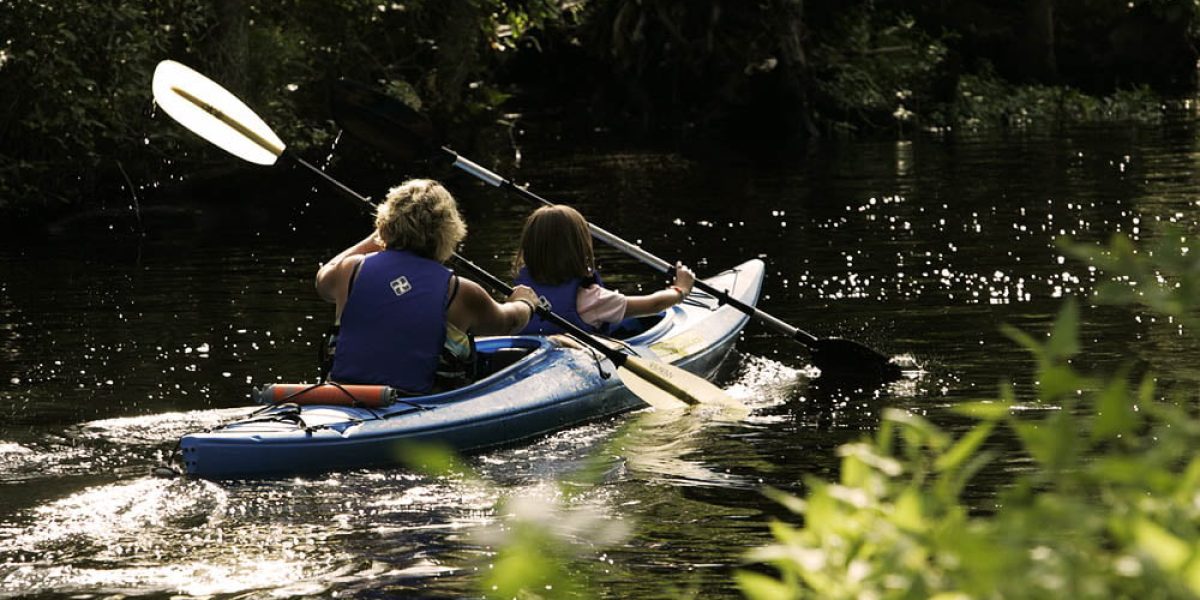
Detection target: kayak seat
<box><xmin>477</xmin><ymin>347</ymin><xmax>533</xmax><ymax>377</ymax></box>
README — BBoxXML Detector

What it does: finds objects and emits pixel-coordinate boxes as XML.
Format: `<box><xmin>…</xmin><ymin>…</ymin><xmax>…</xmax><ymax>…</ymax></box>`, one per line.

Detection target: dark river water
<box><xmin>3</xmin><ymin>116</ymin><xmax>1200</xmax><ymax>598</ymax></box>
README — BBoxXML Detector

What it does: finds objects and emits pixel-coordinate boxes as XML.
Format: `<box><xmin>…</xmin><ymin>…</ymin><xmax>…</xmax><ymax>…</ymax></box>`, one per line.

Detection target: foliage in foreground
<box><xmin>738</xmin><ymin>230</ymin><xmax>1200</xmax><ymax>599</ymax></box>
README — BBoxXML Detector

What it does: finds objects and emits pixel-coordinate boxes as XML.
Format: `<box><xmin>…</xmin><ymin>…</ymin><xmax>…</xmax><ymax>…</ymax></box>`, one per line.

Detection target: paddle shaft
<box><xmin>445</xmin><ymin>147</ymin><xmax>823</xmax><ymax>346</ymax></box>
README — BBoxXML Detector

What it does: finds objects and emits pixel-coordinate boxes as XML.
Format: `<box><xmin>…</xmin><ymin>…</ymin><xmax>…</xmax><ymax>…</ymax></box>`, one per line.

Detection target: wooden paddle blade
<box><xmin>810</xmin><ymin>338</ymin><xmax>903</xmax><ymax>381</ymax></box>
<box><xmin>151</xmin><ymin>60</ymin><xmax>285</xmax><ymax>165</ymax></box>
<box><xmin>620</xmin><ymin>355</ymin><xmax>742</xmax><ymax>408</ymax></box>
<box><xmin>616</xmin><ymin>367</ymin><xmax>689</xmax><ymax>411</ymax></box>
<box><xmin>330</xmin><ymin>79</ymin><xmax>437</xmax><ymax>163</ymax></box>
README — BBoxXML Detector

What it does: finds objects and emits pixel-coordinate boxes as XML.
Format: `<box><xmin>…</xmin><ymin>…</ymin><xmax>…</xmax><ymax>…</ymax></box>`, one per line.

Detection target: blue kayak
<box><xmin>179</xmin><ymin>259</ymin><xmax>764</xmax><ymax>478</ymax></box>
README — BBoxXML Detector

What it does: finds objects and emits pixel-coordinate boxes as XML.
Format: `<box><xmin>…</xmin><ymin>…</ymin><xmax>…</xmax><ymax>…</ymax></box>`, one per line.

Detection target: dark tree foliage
<box><xmin>1</xmin><ymin>0</ymin><xmax>1197</xmax><ymax>222</ymax></box>
<box><xmin>0</xmin><ymin>0</ymin><xmax>558</xmax><ymax>221</ymax></box>
<box><xmin>0</xmin><ymin>1</ymin><xmax>209</xmax><ymax>214</ymax></box>
<box><xmin>901</xmin><ymin>0</ymin><xmax>1199</xmax><ymax>93</ymax></box>
<box><xmin>505</xmin><ymin>0</ymin><xmax>1198</xmax><ymax>141</ymax></box>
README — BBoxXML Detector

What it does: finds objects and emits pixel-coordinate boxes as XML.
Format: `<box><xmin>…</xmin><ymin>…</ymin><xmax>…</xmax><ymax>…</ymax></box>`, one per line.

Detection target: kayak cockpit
<box><xmin>471</xmin><ymin>336</ymin><xmax>549</xmax><ymax>379</ymax></box>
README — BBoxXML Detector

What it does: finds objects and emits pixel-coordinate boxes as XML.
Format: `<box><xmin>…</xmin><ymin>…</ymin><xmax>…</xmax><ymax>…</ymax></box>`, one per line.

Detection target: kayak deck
<box><xmin>180</xmin><ymin>259</ymin><xmax>764</xmax><ymax>478</ymax></box>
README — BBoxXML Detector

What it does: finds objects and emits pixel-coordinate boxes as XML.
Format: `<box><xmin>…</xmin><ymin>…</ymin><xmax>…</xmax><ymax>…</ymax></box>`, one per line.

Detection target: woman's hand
<box><xmin>508</xmin><ymin>285</ymin><xmax>539</xmax><ymax>313</ymax></box>
<box><xmin>507</xmin><ymin>285</ymin><xmax>540</xmax><ymax>328</ymax></box>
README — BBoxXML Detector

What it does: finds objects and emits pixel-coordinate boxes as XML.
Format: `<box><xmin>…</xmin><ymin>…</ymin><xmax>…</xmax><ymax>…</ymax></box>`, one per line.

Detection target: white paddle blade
<box><xmin>152</xmin><ymin>60</ymin><xmax>285</xmax><ymax>165</ymax></box>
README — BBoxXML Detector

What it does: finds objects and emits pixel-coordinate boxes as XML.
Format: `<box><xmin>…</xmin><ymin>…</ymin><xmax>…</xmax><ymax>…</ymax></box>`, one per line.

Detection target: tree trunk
<box><xmin>427</xmin><ymin>1</ymin><xmax>482</xmax><ymax>111</ymax></box>
<box><xmin>1025</xmin><ymin>0</ymin><xmax>1057</xmax><ymax>82</ymax></box>
<box><xmin>772</xmin><ymin>0</ymin><xmax>819</xmax><ymax>138</ymax></box>
<box><xmin>208</xmin><ymin>0</ymin><xmax>249</xmax><ymax>96</ymax></box>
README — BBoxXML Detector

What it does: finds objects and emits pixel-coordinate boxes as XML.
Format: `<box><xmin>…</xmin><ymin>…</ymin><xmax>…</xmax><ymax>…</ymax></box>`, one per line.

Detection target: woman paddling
<box><xmin>512</xmin><ymin>204</ymin><xmax>695</xmax><ymax>336</ymax></box>
<box><xmin>316</xmin><ymin>179</ymin><xmax>539</xmax><ymax>393</ymax></box>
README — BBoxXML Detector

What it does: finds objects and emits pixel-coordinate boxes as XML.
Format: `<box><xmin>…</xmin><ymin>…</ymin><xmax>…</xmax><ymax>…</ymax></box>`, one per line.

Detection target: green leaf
<box><xmin>1092</xmin><ymin>373</ymin><xmax>1135</xmax><ymax>441</ymax></box>
<box><xmin>935</xmin><ymin>421</ymin><xmax>995</xmax><ymax>473</ymax></box>
<box><xmin>1036</xmin><ymin>363</ymin><xmax>1085</xmax><ymax>403</ymax></box>
<box><xmin>1013</xmin><ymin>419</ymin><xmax>1070</xmax><ymax>469</ymax></box>
<box><xmin>1135</xmin><ymin>519</ymin><xmax>1190</xmax><ymax>571</ymax></box>
<box><xmin>1175</xmin><ymin>457</ymin><xmax>1200</xmax><ymax>502</ymax></box>
<box><xmin>883</xmin><ymin>408</ymin><xmax>949</xmax><ymax>451</ymax></box>
<box><xmin>1045</xmin><ymin>298</ymin><xmax>1081</xmax><ymax>360</ymax></box>
<box><xmin>763</xmin><ymin>486</ymin><xmax>808</xmax><ymax>515</ymax></box>
<box><xmin>1137</xmin><ymin>373</ymin><xmax>1156</xmax><ymax>405</ymax></box>
<box><xmin>393</xmin><ymin>441</ymin><xmax>472</xmax><ymax>477</ymax></box>
<box><xmin>1090</xmin><ymin>456</ymin><xmax>1153</xmax><ymax>485</ymax></box>
<box><xmin>892</xmin><ymin>487</ymin><xmax>927</xmax><ymax>533</ymax></box>
<box><xmin>839</xmin><ymin>442</ymin><xmax>904</xmax><ymax>478</ymax></box>
<box><xmin>949</xmin><ymin>400</ymin><xmax>1011</xmax><ymax>421</ymax></box>
<box><xmin>735</xmin><ymin>570</ymin><xmax>797</xmax><ymax>600</ymax></box>
<box><xmin>767</xmin><ymin>519</ymin><xmax>804</xmax><ymax>546</ymax></box>
<box><xmin>1187</xmin><ymin>555</ymin><xmax>1200</xmax><ymax>597</ymax></box>
<box><xmin>1001</xmin><ymin>323</ymin><xmax>1045</xmax><ymax>359</ymax></box>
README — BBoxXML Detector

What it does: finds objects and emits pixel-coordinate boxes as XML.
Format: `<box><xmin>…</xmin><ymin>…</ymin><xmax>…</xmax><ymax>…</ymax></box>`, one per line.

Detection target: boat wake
<box><xmin>0</xmin><ymin>407</ymin><xmax>255</xmax><ymax>483</ymax></box>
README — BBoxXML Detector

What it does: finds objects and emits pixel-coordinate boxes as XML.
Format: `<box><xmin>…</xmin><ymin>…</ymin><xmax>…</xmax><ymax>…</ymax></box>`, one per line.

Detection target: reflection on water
<box><xmin>620</xmin><ymin>408</ymin><xmax>754</xmax><ymax>489</ymax></box>
<box><xmin>3</xmin><ymin>121</ymin><xmax>1200</xmax><ymax>596</ymax></box>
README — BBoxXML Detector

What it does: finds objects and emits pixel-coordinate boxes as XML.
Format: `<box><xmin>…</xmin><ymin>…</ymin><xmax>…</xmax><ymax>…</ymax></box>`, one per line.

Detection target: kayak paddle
<box><xmin>328</xmin><ymin>80</ymin><xmax>903</xmax><ymax>382</ymax></box>
<box><xmin>150</xmin><ymin>59</ymin><xmax>738</xmax><ymax>411</ymax></box>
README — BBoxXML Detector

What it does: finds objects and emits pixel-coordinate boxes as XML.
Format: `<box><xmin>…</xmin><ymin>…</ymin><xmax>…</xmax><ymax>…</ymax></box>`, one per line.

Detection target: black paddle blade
<box><xmin>810</xmin><ymin>338</ymin><xmax>903</xmax><ymax>382</ymax></box>
<box><xmin>330</xmin><ymin>79</ymin><xmax>436</xmax><ymax>163</ymax></box>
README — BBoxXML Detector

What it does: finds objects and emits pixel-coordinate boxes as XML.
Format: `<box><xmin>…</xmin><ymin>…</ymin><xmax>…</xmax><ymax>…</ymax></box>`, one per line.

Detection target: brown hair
<box><xmin>374</xmin><ymin>179</ymin><xmax>467</xmax><ymax>262</ymax></box>
<box><xmin>513</xmin><ymin>205</ymin><xmax>595</xmax><ymax>284</ymax></box>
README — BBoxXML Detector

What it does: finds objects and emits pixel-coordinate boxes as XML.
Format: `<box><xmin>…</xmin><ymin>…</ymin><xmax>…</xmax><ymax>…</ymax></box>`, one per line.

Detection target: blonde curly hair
<box><xmin>374</xmin><ymin>179</ymin><xmax>467</xmax><ymax>262</ymax></box>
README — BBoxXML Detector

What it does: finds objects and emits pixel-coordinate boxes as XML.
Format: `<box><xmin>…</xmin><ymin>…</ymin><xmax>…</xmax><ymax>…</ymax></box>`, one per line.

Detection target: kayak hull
<box><xmin>180</xmin><ymin>259</ymin><xmax>764</xmax><ymax>478</ymax></box>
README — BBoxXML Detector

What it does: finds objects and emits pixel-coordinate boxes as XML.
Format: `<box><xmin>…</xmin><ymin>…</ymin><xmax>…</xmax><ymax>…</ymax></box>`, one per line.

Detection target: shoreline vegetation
<box><xmin>2</xmin><ymin>1</ymin><xmax>1199</xmax><ymax>229</ymax></box>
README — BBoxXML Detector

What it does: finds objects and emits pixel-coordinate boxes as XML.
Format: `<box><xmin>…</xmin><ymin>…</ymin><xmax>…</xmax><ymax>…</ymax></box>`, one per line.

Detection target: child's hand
<box><xmin>672</xmin><ymin>262</ymin><xmax>695</xmax><ymax>296</ymax></box>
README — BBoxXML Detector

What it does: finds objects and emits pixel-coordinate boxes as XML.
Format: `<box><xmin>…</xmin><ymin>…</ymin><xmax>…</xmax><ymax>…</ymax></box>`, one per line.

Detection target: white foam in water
<box><xmin>7</xmin><ymin>478</ymin><xmax>228</xmax><ymax>552</ymax></box>
<box><xmin>724</xmin><ymin>354</ymin><xmax>808</xmax><ymax>410</ymax></box>
<box><xmin>0</xmin><ymin>442</ymin><xmax>32</xmax><ymax>456</ymax></box>
<box><xmin>76</xmin><ymin>407</ymin><xmax>256</xmax><ymax>445</ymax></box>
<box><xmin>0</xmin><ymin>477</ymin><xmax>390</xmax><ymax>597</ymax></box>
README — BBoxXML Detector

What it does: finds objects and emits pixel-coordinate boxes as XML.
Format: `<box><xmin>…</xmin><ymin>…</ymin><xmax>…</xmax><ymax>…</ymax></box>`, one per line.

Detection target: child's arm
<box><xmin>595</xmin><ymin>262</ymin><xmax>696</xmax><ymax>320</ymax></box>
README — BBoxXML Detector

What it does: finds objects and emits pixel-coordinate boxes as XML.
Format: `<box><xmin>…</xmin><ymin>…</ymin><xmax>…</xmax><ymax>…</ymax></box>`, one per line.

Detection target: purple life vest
<box><xmin>330</xmin><ymin>250</ymin><xmax>450</xmax><ymax>393</ymax></box>
<box><xmin>513</xmin><ymin>267</ymin><xmax>605</xmax><ymax>335</ymax></box>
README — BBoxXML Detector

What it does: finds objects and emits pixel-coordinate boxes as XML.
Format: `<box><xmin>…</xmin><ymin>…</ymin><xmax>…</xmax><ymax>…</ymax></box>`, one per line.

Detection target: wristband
<box><xmin>669</xmin><ymin>285</ymin><xmax>687</xmax><ymax>301</ymax></box>
<box><xmin>515</xmin><ymin>298</ymin><xmax>537</xmax><ymax>316</ymax></box>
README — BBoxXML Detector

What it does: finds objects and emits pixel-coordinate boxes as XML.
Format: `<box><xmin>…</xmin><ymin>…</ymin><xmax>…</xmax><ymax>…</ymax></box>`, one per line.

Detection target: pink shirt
<box><xmin>576</xmin><ymin>285</ymin><xmax>628</xmax><ymax>328</ymax></box>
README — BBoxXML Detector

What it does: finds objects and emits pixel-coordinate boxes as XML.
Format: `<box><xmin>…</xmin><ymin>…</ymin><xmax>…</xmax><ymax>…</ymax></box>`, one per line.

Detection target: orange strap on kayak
<box><xmin>255</xmin><ymin>383</ymin><xmax>397</xmax><ymax>408</ymax></box>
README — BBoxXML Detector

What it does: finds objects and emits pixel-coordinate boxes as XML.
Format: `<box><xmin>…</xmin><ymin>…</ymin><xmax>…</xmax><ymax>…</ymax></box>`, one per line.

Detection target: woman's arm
<box><xmin>449</xmin><ymin>279</ymin><xmax>538</xmax><ymax>335</ymax></box>
<box><xmin>315</xmin><ymin>233</ymin><xmax>384</xmax><ymax>304</ymax></box>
